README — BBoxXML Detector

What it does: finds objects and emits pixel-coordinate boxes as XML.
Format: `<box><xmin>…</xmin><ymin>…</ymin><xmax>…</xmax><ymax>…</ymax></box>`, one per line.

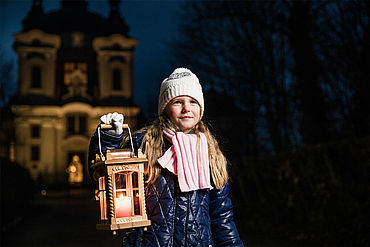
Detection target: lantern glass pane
<box><xmin>132</xmin><ymin>172</ymin><xmax>138</xmax><ymax>188</ymax></box>
<box><xmin>133</xmin><ymin>189</ymin><xmax>140</xmax><ymax>215</ymax></box>
<box><xmin>115</xmin><ymin>173</ymin><xmax>126</xmax><ymax>189</ymax></box>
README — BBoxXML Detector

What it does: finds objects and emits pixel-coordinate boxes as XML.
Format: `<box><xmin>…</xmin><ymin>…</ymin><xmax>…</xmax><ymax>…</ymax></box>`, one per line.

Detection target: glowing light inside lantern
<box><xmin>115</xmin><ymin>195</ymin><xmax>132</xmax><ymax>218</ymax></box>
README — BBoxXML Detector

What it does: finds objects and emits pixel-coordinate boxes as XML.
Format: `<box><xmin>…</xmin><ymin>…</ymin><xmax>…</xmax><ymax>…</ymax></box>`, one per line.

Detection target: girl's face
<box><xmin>165</xmin><ymin>96</ymin><xmax>201</xmax><ymax>132</ymax></box>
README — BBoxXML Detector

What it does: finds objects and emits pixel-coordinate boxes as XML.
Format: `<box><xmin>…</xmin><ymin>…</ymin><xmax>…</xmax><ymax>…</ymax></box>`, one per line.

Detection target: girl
<box><xmin>89</xmin><ymin>68</ymin><xmax>244</xmax><ymax>247</ymax></box>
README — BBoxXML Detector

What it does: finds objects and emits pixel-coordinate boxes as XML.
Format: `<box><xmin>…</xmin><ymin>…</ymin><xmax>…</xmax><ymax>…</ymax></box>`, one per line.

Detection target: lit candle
<box><xmin>115</xmin><ymin>195</ymin><xmax>132</xmax><ymax>218</ymax></box>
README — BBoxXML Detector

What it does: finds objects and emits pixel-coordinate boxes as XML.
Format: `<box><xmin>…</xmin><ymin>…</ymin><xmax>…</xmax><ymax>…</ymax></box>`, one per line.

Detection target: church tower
<box><xmin>12</xmin><ymin>0</ymin><xmax>140</xmax><ymax>186</ymax></box>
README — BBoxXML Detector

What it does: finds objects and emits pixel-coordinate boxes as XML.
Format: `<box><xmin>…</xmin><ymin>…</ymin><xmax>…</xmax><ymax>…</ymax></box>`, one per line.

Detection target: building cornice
<box><xmin>93</xmin><ymin>34</ymin><xmax>138</xmax><ymax>52</ymax></box>
<box><xmin>13</xmin><ymin>29</ymin><xmax>61</xmax><ymax>49</ymax></box>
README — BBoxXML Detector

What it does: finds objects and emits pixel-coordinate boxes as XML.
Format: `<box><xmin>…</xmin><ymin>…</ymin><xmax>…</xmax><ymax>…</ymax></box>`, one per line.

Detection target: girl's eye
<box><xmin>173</xmin><ymin>101</ymin><xmax>182</xmax><ymax>105</ymax></box>
<box><xmin>191</xmin><ymin>101</ymin><xmax>198</xmax><ymax>104</ymax></box>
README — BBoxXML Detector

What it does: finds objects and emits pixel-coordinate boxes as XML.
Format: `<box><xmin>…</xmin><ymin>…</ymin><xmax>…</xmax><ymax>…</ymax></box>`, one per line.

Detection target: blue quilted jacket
<box><xmin>89</xmin><ymin>129</ymin><xmax>244</xmax><ymax>247</ymax></box>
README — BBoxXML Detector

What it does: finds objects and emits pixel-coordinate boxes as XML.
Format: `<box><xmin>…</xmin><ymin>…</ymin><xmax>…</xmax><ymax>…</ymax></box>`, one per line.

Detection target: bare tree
<box><xmin>170</xmin><ymin>0</ymin><xmax>295</xmax><ymax>154</ymax></box>
<box><xmin>319</xmin><ymin>0</ymin><xmax>369</xmax><ymax>138</ymax></box>
<box><xmin>170</xmin><ymin>0</ymin><xmax>369</xmax><ymax>154</ymax></box>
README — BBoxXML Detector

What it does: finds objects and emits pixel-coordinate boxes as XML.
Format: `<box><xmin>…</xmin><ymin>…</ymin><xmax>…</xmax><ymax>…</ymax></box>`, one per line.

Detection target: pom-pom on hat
<box><xmin>158</xmin><ymin>68</ymin><xmax>204</xmax><ymax>117</ymax></box>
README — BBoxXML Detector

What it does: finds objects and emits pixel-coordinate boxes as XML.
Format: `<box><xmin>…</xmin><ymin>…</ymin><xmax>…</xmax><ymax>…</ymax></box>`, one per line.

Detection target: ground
<box><xmin>1</xmin><ymin>188</ymin><xmax>124</xmax><ymax>247</ymax></box>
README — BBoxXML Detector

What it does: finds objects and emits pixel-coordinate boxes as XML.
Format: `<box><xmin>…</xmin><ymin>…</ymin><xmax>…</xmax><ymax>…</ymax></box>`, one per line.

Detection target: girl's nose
<box><xmin>182</xmin><ymin>102</ymin><xmax>190</xmax><ymax>112</ymax></box>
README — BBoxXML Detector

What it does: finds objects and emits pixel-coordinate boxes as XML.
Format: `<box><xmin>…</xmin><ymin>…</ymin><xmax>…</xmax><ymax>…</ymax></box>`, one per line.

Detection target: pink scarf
<box><xmin>157</xmin><ymin>128</ymin><xmax>213</xmax><ymax>192</ymax></box>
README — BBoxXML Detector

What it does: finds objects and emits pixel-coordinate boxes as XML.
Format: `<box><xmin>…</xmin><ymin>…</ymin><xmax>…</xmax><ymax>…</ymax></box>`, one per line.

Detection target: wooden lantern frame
<box><xmin>94</xmin><ymin>124</ymin><xmax>151</xmax><ymax>232</ymax></box>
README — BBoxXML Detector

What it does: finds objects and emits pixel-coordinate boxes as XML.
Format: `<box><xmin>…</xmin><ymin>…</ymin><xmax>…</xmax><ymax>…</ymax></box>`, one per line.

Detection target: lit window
<box><xmin>31</xmin><ymin>145</ymin><xmax>40</xmax><ymax>161</ymax></box>
<box><xmin>113</xmin><ymin>69</ymin><xmax>122</xmax><ymax>90</ymax></box>
<box><xmin>31</xmin><ymin>66</ymin><xmax>41</xmax><ymax>88</ymax></box>
<box><xmin>64</xmin><ymin>62</ymin><xmax>88</xmax><ymax>85</ymax></box>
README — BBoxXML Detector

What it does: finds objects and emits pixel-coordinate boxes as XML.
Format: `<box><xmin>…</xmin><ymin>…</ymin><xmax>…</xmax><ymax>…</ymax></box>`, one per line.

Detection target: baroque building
<box><xmin>11</xmin><ymin>0</ymin><xmax>141</xmax><ymax>186</ymax></box>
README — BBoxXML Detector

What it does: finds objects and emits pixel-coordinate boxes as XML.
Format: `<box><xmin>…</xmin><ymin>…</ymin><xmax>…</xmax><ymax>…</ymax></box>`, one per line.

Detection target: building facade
<box><xmin>11</xmin><ymin>0</ymin><xmax>141</xmax><ymax>186</ymax></box>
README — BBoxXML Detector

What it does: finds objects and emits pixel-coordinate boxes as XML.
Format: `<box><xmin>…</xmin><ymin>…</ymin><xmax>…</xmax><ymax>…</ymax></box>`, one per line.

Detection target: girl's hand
<box><xmin>100</xmin><ymin>112</ymin><xmax>124</xmax><ymax>135</ymax></box>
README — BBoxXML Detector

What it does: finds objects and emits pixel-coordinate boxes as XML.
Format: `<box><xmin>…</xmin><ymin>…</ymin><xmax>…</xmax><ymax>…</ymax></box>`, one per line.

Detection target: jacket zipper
<box><xmin>171</xmin><ymin>187</ymin><xmax>177</xmax><ymax>247</ymax></box>
<box><xmin>184</xmin><ymin>193</ymin><xmax>190</xmax><ymax>247</ymax></box>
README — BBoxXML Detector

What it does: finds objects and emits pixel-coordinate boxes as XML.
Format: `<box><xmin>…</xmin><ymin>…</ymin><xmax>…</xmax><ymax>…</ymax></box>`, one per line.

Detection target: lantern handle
<box><xmin>101</xmin><ymin>123</ymin><xmax>129</xmax><ymax>129</ymax></box>
<box><xmin>97</xmin><ymin>123</ymin><xmax>135</xmax><ymax>161</ymax></box>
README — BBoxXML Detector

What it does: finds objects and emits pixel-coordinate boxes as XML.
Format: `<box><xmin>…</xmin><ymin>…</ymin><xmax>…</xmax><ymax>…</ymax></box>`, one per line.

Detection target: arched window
<box><xmin>31</xmin><ymin>66</ymin><xmax>41</xmax><ymax>88</ymax></box>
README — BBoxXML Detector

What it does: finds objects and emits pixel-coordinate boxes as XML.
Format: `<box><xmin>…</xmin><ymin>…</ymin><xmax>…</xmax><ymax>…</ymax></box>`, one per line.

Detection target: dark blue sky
<box><xmin>0</xmin><ymin>0</ymin><xmax>183</xmax><ymax>118</ymax></box>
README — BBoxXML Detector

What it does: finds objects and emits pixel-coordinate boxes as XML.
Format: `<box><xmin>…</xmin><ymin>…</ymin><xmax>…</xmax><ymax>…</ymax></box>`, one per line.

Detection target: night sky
<box><xmin>0</xmin><ymin>0</ymin><xmax>183</xmax><ymax>118</ymax></box>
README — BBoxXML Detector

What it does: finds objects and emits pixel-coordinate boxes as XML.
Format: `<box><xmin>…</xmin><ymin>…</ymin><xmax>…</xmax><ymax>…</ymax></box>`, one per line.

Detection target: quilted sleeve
<box><xmin>88</xmin><ymin>128</ymin><xmax>122</xmax><ymax>181</ymax></box>
<box><xmin>210</xmin><ymin>183</ymin><xmax>244</xmax><ymax>247</ymax></box>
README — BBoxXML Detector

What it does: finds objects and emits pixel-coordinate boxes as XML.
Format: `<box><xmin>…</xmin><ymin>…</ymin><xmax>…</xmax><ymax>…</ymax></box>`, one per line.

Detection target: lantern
<box><xmin>94</xmin><ymin>124</ymin><xmax>151</xmax><ymax>233</ymax></box>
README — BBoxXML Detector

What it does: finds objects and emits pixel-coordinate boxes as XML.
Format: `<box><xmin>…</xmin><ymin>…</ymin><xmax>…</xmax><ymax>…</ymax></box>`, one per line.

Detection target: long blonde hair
<box><xmin>137</xmin><ymin>116</ymin><xmax>228</xmax><ymax>189</ymax></box>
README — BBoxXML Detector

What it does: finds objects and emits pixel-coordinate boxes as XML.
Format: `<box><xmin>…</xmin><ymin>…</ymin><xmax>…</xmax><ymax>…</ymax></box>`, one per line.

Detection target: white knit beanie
<box><xmin>158</xmin><ymin>68</ymin><xmax>204</xmax><ymax>117</ymax></box>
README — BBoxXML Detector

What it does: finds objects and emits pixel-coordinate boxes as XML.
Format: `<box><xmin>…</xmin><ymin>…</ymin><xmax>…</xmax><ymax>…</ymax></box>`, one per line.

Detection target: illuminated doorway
<box><xmin>66</xmin><ymin>152</ymin><xmax>85</xmax><ymax>186</ymax></box>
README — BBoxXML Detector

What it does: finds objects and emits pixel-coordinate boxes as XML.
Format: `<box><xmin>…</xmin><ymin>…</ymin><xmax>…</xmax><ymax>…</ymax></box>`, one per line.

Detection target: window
<box><xmin>67</xmin><ymin>116</ymin><xmax>75</xmax><ymax>133</ymax></box>
<box><xmin>113</xmin><ymin>69</ymin><xmax>122</xmax><ymax>90</ymax></box>
<box><xmin>31</xmin><ymin>145</ymin><xmax>40</xmax><ymax>161</ymax></box>
<box><xmin>72</xmin><ymin>32</ymin><xmax>84</xmax><ymax>47</ymax></box>
<box><xmin>66</xmin><ymin>114</ymin><xmax>88</xmax><ymax>135</ymax></box>
<box><xmin>79</xmin><ymin>115</ymin><xmax>86</xmax><ymax>133</ymax></box>
<box><xmin>31</xmin><ymin>125</ymin><xmax>40</xmax><ymax>138</ymax></box>
<box><xmin>64</xmin><ymin>62</ymin><xmax>87</xmax><ymax>85</ymax></box>
<box><xmin>31</xmin><ymin>66</ymin><xmax>41</xmax><ymax>88</ymax></box>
